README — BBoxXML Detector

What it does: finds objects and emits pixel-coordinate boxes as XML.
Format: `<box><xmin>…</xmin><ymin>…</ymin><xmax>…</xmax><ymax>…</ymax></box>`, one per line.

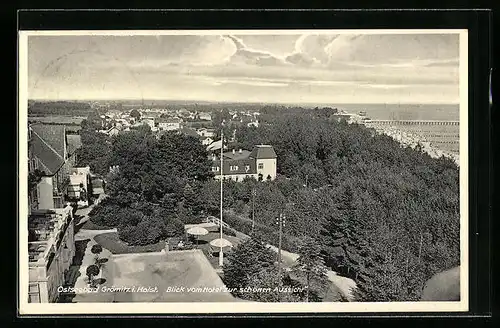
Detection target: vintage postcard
<box><xmin>18</xmin><ymin>29</ymin><xmax>468</xmax><ymax>314</ymax></box>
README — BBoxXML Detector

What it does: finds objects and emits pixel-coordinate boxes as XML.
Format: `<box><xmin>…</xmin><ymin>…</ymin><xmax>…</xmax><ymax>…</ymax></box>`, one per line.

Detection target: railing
<box><xmin>204</xmin><ymin>216</ymin><xmax>230</xmax><ymax>229</ymax></box>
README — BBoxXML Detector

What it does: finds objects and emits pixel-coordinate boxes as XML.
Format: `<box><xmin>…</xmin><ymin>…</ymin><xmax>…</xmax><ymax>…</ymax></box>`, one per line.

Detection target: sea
<box><xmin>331</xmin><ymin>103</ymin><xmax>461</xmax><ymax>156</ymax></box>
<box><xmin>332</xmin><ymin>103</ymin><xmax>460</xmax><ymax>121</ymax></box>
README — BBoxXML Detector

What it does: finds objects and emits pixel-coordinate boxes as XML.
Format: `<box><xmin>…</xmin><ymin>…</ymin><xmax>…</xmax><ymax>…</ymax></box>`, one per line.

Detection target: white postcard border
<box><xmin>18</xmin><ymin>28</ymin><xmax>469</xmax><ymax>315</ymax></box>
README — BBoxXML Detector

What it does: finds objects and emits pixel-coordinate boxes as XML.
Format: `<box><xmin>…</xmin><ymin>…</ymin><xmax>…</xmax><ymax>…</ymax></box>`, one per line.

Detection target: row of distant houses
<box><xmin>98</xmin><ymin>108</ymin><xmax>258</xmax><ymax>138</ymax></box>
<box><xmin>97</xmin><ymin>113</ymin><xmax>218</xmax><ymax>146</ymax></box>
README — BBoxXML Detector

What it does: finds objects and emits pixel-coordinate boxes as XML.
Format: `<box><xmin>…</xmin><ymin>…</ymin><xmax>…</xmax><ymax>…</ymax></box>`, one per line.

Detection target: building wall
<box><xmin>256</xmin><ymin>158</ymin><xmax>277</xmax><ymax>181</ymax></box>
<box><xmin>214</xmin><ymin>173</ymin><xmax>258</xmax><ymax>182</ymax></box>
<box><xmin>198</xmin><ymin>130</ymin><xmax>215</xmax><ymax>138</ymax></box>
<box><xmin>28</xmin><ymin>206</ymin><xmax>75</xmax><ymax>303</ymax></box>
<box><xmin>159</xmin><ymin>122</ymin><xmax>180</xmax><ymax>131</ymax></box>
<box><xmin>37</xmin><ymin>177</ymin><xmax>54</xmax><ymax>210</ymax></box>
<box><xmin>46</xmin><ymin>215</ymin><xmax>75</xmax><ymax>302</ymax></box>
<box><xmin>201</xmin><ymin>138</ymin><xmax>213</xmax><ymax>146</ymax></box>
<box><xmin>108</xmin><ymin>128</ymin><xmax>119</xmax><ymax>136</ymax></box>
<box><xmin>199</xmin><ymin>113</ymin><xmax>212</xmax><ymax>121</ymax></box>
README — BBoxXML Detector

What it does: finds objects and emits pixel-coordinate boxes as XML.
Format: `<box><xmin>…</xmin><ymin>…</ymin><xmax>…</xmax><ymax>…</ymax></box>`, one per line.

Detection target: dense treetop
<box><xmin>80</xmin><ymin>104</ymin><xmax>459</xmax><ymax>302</ymax></box>
<box><xmin>28</xmin><ymin>101</ymin><xmax>93</xmax><ymax>116</ymax></box>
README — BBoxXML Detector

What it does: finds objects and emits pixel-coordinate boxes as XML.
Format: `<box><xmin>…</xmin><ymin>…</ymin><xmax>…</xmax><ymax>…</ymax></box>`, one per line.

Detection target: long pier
<box><xmin>365</xmin><ymin>120</ymin><xmax>459</xmax><ymax>126</ymax></box>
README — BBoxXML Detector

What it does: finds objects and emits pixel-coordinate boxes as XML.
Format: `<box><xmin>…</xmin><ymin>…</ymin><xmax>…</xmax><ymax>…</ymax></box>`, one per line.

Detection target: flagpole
<box><xmin>219</xmin><ymin>126</ymin><xmax>224</xmax><ymax>267</ymax></box>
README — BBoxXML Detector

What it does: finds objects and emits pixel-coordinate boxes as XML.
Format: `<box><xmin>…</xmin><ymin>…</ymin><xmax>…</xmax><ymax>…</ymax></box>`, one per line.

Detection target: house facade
<box><xmin>28</xmin><ymin>206</ymin><xmax>75</xmax><ymax>303</ymax></box>
<box><xmin>29</xmin><ymin>124</ymin><xmax>81</xmax><ymax>210</ymax></box>
<box><xmin>210</xmin><ymin>145</ymin><xmax>277</xmax><ymax>182</ymax></box>
<box><xmin>198</xmin><ymin>112</ymin><xmax>212</xmax><ymax>121</ymax></box>
<box><xmin>201</xmin><ymin>137</ymin><xmax>214</xmax><ymax>146</ymax></box>
<box><xmin>141</xmin><ymin>117</ymin><xmax>156</xmax><ymax>129</ymax></box>
<box><xmin>67</xmin><ymin>166</ymin><xmax>91</xmax><ymax>207</ymax></box>
<box><xmin>157</xmin><ymin>117</ymin><xmax>182</xmax><ymax>131</ymax></box>
<box><xmin>196</xmin><ymin>128</ymin><xmax>215</xmax><ymax>138</ymax></box>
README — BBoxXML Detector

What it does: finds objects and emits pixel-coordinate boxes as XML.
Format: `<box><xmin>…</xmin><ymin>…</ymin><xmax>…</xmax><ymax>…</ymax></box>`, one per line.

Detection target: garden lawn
<box><xmin>80</xmin><ymin>220</ymin><xmax>112</xmax><ymax>231</ymax></box>
<box><xmin>94</xmin><ymin>232</ymin><xmax>165</xmax><ymax>254</ymax></box>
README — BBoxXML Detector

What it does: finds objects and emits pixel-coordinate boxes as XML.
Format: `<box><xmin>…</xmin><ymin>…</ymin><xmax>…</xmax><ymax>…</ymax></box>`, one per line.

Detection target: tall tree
<box><xmin>293</xmin><ymin>236</ymin><xmax>329</xmax><ymax>302</ymax></box>
<box><xmin>130</xmin><ymin>109</ymin><xmax>141</xmax><ymax>120</ymax></box>
<box><xmin>223</xmin><ymin>238</ymin><xmax>277</xmax><ymax>297</ymax></box>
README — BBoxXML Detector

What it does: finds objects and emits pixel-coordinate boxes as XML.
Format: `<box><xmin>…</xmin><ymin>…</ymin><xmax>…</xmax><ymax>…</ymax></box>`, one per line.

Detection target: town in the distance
<box><xmin>27</xmin><ymin>99</ymin><xmax>461</xmax><ymax>304</ymax></box>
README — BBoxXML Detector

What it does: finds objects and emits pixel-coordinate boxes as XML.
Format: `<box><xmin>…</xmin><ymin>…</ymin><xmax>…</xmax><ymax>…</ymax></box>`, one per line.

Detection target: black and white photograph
<box><xmin>18</xmin><ymin>29</ymin><xmax>468</xmax><ymax>314</ymax></box>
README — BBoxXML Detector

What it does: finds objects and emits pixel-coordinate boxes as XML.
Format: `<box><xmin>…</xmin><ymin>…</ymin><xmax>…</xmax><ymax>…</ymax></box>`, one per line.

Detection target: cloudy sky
<box><xmin>27</xmin><ymin>33</ymin><xmax>460</xmax><ymax>104</ymax></box>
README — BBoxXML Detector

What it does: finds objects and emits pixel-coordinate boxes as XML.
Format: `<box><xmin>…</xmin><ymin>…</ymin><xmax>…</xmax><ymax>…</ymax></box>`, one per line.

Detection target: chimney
<box><xmin>239</xmin><ymin>149</ymin><xmax>242</xmax><ymax>154</ymax></box>
<box><xmin>232</xmin><ymin>149</ymin><xmax>236</xmax><ymax>154</ymax></box>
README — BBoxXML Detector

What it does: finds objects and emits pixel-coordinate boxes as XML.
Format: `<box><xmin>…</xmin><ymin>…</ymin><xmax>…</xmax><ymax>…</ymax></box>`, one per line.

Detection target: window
<box><xmin>212</xmin><ymin>166</ymin><xmax>219</xmax><ymax>172</ymax></box>
<box><xmin>245</xmin><ymin>165</ymin><xmax>250</xmax><ymax>172</ymax></box>
<box><xmin>258</xmin><ymin>163</ymin><xmax>264</xmax><ymax>170</ymax></box>
<box><xmin>235</xmin><ymin>176</ymin><xmax>239</xmax><ymax>182</ymax></box>
<box><xmin>230</xmin><ymin>165</ymin><xmax>239</xmax><ymax>171</ymax></box>
<box><xmin>28</xmin><ymin>283</ymin><xmax>40</xmax><ymax>303</ymax></box>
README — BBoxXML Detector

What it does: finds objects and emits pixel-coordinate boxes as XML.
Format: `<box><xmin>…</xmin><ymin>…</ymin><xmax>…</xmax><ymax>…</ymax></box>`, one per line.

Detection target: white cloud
<box><xmin>27</xmin><ymin>33</ymin><xmax>461</xmax><ymax>104</ymax></box>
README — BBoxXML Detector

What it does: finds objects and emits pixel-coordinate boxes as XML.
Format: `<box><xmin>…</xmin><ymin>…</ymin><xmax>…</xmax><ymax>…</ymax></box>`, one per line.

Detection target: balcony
<box><xmin>28</xmin><ymin>207</ymin><xmax>72</xmax><ymax>264</ymax></box>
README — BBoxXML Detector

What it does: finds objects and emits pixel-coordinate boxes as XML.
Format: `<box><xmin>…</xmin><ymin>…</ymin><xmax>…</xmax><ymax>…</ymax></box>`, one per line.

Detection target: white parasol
<box><xmin>186</xmin><ymin>226</ymin><xmax>209</xmax><ymax>236</ymax></box>
<box><xmin>186</xmin><ymin>226</ymin><xmax>209</xmax><ymax>248</ymax></box>
<box><xmin>209</xmin><ymin>238</ymin><xmax>233</xmax><ymax>249</ymax></box>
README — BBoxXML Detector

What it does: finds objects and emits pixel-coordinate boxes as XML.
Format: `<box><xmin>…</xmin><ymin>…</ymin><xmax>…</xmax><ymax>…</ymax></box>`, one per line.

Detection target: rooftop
<box><xmin>66</xmin><ymin>134</ymin><xmax>82</xmax><ymax>156</ymax></box>
<box><xmin>179</xmin><ymin>127</ymin><xmax>199</xmax><ymax>138</ymax></box>
<box><xmin>158</xmin><ymin>117</ymin><xmax>182</xmax><ymax>123</ymax></box>
<box><xmin>222</xmin><ymin>149</ymin><xmax>252</xmax><ymax>161</ymax></box>
<box><xmin>30</xmin><ymin>124</ymin><xmax>66</xmax><ymax>176</ymax></box>
<box><xmin>249</xmin><ymin>145</ymin><xmax>277</xmax><ymax>159</ymax></box>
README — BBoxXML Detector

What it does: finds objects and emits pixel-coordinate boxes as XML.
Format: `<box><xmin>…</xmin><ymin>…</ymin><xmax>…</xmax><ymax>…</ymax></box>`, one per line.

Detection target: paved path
<box><xmin>75</xmin><ymin>193</ymin><xmax>107</xmax><ymax>226</ymax></box>
<box><xmin>184</xmin><ymin>222</ymin><xmax>218</xmax><ymax>230</ymax></box>
<box><xmin>75</xmin><ymin>228</ymin><xmax>117</xmax><ymax>241</ymax></box>
<box><xmin>266</xmin><ymin>244</ymin><xmax>357</xmax><ymax>301</ymax></box>
<box><xmin>66</xmin><ymin>197</ymin><xmax>117</xmax><ymax>302</ymax></box>
<box><xmin>71</xmin><ymin>235</ymin><xmax>115</xmax><ymax>303</ymax></box>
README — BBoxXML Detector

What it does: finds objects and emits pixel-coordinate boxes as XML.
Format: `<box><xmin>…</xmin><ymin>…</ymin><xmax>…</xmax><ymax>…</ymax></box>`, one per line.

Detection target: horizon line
<box><xmin>27</xmin><ymin>98</ymin><xmax>460</xmax><ymax>106</ymax></box>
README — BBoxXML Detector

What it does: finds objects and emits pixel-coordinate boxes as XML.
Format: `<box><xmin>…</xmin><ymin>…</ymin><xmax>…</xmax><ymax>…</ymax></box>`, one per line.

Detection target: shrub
<box><xmin>89</xmin><ymin>198</ymin><xmax>121</xmax><ymax>227</ymax></box>
<box><xmin>118</xmin><ymin>216</ymin><xmax>164</xmax><ymax>246</ymax></box>
<box><xmin>91</xmin><ymin>244</ymin><xmax>103</xmax><ymax>259</ymax></box>
<box><xmin>117</xmin><ymin>225</ymin><xmax>137</xmax><ymax>244</ymax></box>
<box><xmin>224</xmin><ymin>227</ymin><xmax>237</xmax><ymax>237</ymax></box>
<box><xmin>234</xmin><ymin>200</ymin><xmax>247</xmax><ymax>215</ymax></box>
<box><xmin>86</xmin><ymin>264</ymin><xmax>100</xmax><ymax>287</ymax></box>
<box><xmin>164</xmin><ymin>217</ymin><xmax>184</xmax><ymax>237</ymax></box>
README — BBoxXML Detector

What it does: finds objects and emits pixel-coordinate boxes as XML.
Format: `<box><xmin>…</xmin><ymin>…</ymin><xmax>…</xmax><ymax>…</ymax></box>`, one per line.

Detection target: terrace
<box><xmin>28</xmin><ymin>207</ymin><xmax>73</xmax><ymax>264</ymax></box>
